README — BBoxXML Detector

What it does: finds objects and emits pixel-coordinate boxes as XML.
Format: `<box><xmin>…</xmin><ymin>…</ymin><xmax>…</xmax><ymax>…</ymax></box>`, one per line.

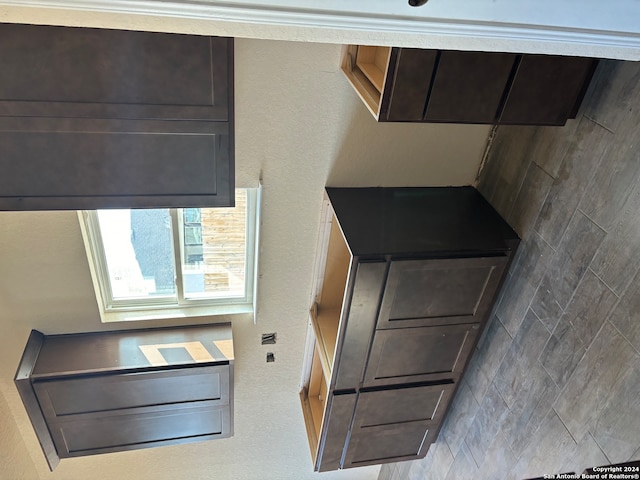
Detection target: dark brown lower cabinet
<box><xmin>300</xmin><ymin>187</ymin><xmax>519</xmax><ymax>471</ymax></box>
<box><xmin>15</xmin><ymin>324</ymin><xmax>234</xmax><ymax>470</ymax></box>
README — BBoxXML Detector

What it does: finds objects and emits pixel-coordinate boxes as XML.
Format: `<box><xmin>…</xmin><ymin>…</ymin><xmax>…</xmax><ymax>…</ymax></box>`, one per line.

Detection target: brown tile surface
<box><xmin>553</xmin><ymin>321</ymin><xmax>639</xmax><ymax>443</ymax></box>
<box><xmin>540</xmin><ymin>269</ymin><xmax>618</xmax><ymax>388</ymax></box>
<box><xmin>507</xmin><ymin>410</ymin><xmax>577</xmax><ymax>480</ymax></box>
<box><xmin>530</xmin><ymin>211</ymin><xmax>606</xmax><ymax>331</ymax></box>
<box><xmin>378</xmin><ymin>59</ymin><xmax>640</xmax><ymax>480</ymax></box>
<box><xmin>442</xmin><ymin>380</ymin><xmax>479</xmax><ymax>457</ymax></box>
<box><xmin>464</xmin><ymin>382</ymin><xmax>509</xmax><ymax>466</ymax></box>
<box><xmin>590</xmin><ymin>178</ymin><xmax>640</xmax><ymax>295</ymax></box>
<box><xmin>609</xmin><ymin>267</ymin><xmax>640</xmax><ymax>353</ymax></box>
<box><xmin>445</xmin><ymin>442</ymin><xmax>479</xmax><ymax>480</ymax></box>
<box><xmin>495</xmin><ymin>234</ymin><xmax>555</xmax><ymax>336</ymax></box>
<box><xmin>534</xmin><ymin>116</ymin><xmax>612</xmax><ymax>249</ymax></box>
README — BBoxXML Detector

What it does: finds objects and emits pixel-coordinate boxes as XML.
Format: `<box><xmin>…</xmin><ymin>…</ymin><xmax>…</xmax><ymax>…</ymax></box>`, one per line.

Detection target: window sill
<box><xmin>99</xmin><ymin>303</ymin><xmax>253</xmax><ymax>323</ymax></box>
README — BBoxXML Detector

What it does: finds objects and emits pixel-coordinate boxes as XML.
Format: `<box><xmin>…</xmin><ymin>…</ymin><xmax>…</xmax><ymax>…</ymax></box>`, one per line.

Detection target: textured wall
<box><xmin>0</xmin><ymin>39</ymin><xmax>490</xmax><ymax>480</ymax></box>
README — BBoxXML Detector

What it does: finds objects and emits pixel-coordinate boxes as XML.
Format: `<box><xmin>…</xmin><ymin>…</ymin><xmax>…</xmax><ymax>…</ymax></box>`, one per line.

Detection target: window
<box><xmin>79</xmin><ymin>188</ymin><xmax>260</xmax><ymax>322</ymax></box>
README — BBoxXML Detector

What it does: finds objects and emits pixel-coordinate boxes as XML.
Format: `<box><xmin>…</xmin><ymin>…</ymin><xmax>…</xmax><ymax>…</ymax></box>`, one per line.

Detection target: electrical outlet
<box><xmin>261</xmin><ymin>332</ymin><xmax>277</xmax><ymax>345</ymax></box>
<box><xmin>266</xmin><ymin>352</ymin><xmax>275</xmax><ymax>363</ymax></box>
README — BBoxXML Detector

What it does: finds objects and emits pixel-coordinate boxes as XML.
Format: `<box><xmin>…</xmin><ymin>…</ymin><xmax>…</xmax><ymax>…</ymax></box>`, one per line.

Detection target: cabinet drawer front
<box><xmin>52</xmin><ymin>405</ymin><xmax>230</xmax><ymax>457</ymax></box>
<box><xmin>344</xmin><ymin>421</ymin><xmax>437</xmax><ymax>468</ymax></box>
<box><xmin>355</xmin><ymin>382</ymin><xmax>455</xmax><ymax>430</ymax></box>
<box><xmin>377</xmin><ymin>256</ymin><xmax>508</xmax><ymax>330</ymax></box>
<box><xmin>345</xmin><ymin>384</ymin><xmax>453</xmax><ymax>467</ymax></box>
<box><xmin>34</xmin><ymin>366</ymin><xmax>229</xmax><ymax>419</ymax></box>
<box><xmin>364</xmin><ymin>324</ymin><xmax>479</xmax><ymax>387</ymax></box>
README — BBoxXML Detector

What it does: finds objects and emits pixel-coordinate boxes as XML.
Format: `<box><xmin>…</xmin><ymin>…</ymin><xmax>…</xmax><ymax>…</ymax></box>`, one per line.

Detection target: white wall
<box><xmin>0</xmin><ymin>39</ymin><xmax>490</xmax><ymax>480</ymax></box>
<box><xmin>1</xmin><ymin>0</ymin><xmax>640</xmax><ymax>59</ymax></box>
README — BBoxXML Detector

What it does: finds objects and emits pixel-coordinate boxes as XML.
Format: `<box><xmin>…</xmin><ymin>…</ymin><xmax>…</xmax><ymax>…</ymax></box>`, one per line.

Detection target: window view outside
<box><xmin>97</xmin><ymin>190</ymin><xmax>247</xmax><ymax>302</ymax></box>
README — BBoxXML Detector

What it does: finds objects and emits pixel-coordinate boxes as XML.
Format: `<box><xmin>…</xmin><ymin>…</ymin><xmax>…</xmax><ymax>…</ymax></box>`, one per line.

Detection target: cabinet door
<box><xmin>49</xmin><ymin>403</ymin><xmax>231</xmax><ymax>458</ymax></box>
<box><xmin>364</xmin><ymin>323</ymin><xmax>479</xmax><ymax>387</ymax></box>
<box><xmin>0</xmin><ymin>24</ymin><xmax>230</xmax><ymax>121</ymax></box>
<box><xmin>382</xmin><ymin>49</ymin><xmax>437</xmax><ymax>122</ymax></box>
<box><xmin>343</xmin><ymin>383</ymin><xmax>454</xmax><ymax>468</ymax></box>
<box><xmin>0</xmin><ymin>24</ymin><xmax>234</xmax><ymax>210</ymax></box>
<box><xmin>500</xmin><ymin>54</ymin><xmax>598</xmax><ymax>125</ymax></box>
<box><xmin>0</xmin><ymin>118</ymin><xmax>232</xmax><ymax>210</ymax></box>
<box><xmin>33</xmin><ymin>366</ymin><xmax>230</xmax><ymax>420</ymax></box>
<box><xmin>424</xmin><ymin>51</ymin><xmax>516</xmax><ymax>123</ymax></box>
<box><xmin>377</xmin><ymin>256</ymin><xmax>508</xmax><ymax>330</ymax></box>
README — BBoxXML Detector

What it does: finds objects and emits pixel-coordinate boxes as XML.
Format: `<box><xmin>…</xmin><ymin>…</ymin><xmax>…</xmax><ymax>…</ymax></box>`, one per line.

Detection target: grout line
<box><xmin>609</xmin><ymin>319</ymin><xmax>640</xmax><ymax>357</ymax></box>
<box><xmin>584</xmin><ymin>113</ymin><xmax>615</xmax><ymax>134</ymax></box>
<box><xmin>576</xmin><ymin>207</ymin><xmax>608</xmax><ymax>235</ymax></box>
<box><xmin>553</xmin><ymin>404</ymin><xmax>582</xmax><ymax>447</ymax></box>
<box><xmin>626</xmin><ymin>444</ymin><xmax>640</xmax><ymax>463</ymax></box>
<box><xmin>589</xmin><ymin>431</ymin><xmax>614</xmax><ymax>466</ymax></box>
<box><xmin>587</xmin><ymin>266</ymin><xmax>621</xmax><ymax>300</ymax></box>
<box><xmin>475</xmin><ymin>124</ymin><xmax>500</xmax><ymax>186</ymax></box>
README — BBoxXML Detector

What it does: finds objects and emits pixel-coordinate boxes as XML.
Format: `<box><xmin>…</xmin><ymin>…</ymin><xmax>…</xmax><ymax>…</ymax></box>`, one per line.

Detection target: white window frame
<box><xmin>78</xmin><ymin>188</ymin><xmax>261</xmax><ymax>323</ymax></box>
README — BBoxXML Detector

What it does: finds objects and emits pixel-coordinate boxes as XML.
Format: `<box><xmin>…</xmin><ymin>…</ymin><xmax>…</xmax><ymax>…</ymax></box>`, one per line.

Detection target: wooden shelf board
<box><xmin>355</xmin><ymin>46</ymin><xmax>390</xmax><ymax>94</ymax></box>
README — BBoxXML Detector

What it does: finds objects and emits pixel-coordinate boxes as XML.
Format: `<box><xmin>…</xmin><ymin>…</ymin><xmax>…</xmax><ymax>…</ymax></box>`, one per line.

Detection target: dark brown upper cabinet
<box><xmin>0</xmin><ymin>24</ymin><xmax>234</xmax><ymax>210</ymax></box>
<box><xmin>342</xmin><ymin>45</ymin><xmax>597</xmax><ymax>126</ymax></box>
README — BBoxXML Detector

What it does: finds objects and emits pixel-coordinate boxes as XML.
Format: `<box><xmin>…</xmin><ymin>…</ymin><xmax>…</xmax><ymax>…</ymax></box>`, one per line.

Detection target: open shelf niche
<box><xmin>300</xmin><ymin>196</ymin><xmax>352</xmax><ymax>464</ymax></box>
<box><xmin>341</xmin><ymin>45</ymin><xmax>391</xmax><ymax>119</ymax></box>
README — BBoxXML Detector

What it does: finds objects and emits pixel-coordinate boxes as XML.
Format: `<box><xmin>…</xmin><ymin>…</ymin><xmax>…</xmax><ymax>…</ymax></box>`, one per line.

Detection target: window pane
<box><xmin>97</xmin><ymin>209</ymin><xmax>176</xmax><ymax>300</ymax></box>
<box><xmin>182</xmin><ymin>190</ymin><xmax>247</xmax><ymax>299</ymax></box>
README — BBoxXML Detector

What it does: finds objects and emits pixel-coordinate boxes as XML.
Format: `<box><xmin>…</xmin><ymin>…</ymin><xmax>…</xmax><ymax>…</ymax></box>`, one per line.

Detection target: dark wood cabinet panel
<box><xmin>0</xmin><ymin>24</ymin><xmax>235</xmax><ymax>210</ymax></box>
<box><xmin>314</xmin><ymin>393</ymin><xmax>358</xmax><ymax>472</ymax></box>
<box><xmin>0</xmin><ymin>24</ymin><xmax>229</xmax><ymax>121</ymax></box>
<box><xmin>300</xmin><ymin>187</ymin><xmax>519</xmax><ymax>472</ymax></box>
<box><xmin>344</xmin><ymin>422</ymin><xmax>438</xmax><ymax>468</ymax></box>
<box><xmin>355</xmin><ymin>383</ymin><xmax>454</xmax><ymax>428</ymax></box>
<box><xmin>377</xmin><ymin>256</ymin><xmax>508</xmax><ymax>329</ymax></box>
<box><xmin>333</xmin><ymin>261</ymin><xmax>387</xmax><ymax>391</ymax></box>
<box><xmin>365</xmin><ymin>323</ymin><xmax>480</xmax><ymax>387</ymax></box>
<box><xmin>383</xmin><ymin>49</ymin><xmax>437</xmax><ymax>121</ymax></box>
<box><xmin>425</xmin><ymin>51</ymin><xmax>516</xmax><ymax>123</ymax></box>
<box><xmin>15</xmin><ymin>324</ymin><xmax>234</xmax><ymax>470</ymax></box>
<box><xmin>343</xmin><ymin>383</ymin><xmax>455</xmax><ymax>467</ymax></box>
<box><xmin>344</xmin><ymin>423</ymin><xmax>438</xmax><ymax>468</ymax></box>
<box><xmin>0</xmin><ymin>120</ymin><xmax>231</xmax><ymax>210</ymax></box>
<box><xmin>52</xmin><ymin>404</ymin><xmax>230</xmax><ymax>457</ymax></box>
<box><xmin>34</xmin><ymin>366</ymin><xmax>229</xmax><ymax>417</ymax></box>
<box><xmin>500</xmin><ymin>55</ymin><xmax>598</xmax><ymax>125</ymax></box>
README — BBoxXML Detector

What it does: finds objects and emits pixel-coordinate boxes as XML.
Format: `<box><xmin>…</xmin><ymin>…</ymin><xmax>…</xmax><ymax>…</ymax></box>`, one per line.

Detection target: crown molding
<box><xmin>2</xmin><ymin>0</ymin><xmax>639</xmax><ymax>59</ymax></box>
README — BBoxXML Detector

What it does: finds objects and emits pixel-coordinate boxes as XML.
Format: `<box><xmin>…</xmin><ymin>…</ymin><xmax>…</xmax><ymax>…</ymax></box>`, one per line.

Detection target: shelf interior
<box><xmin>341</xmin><ymin>45</ymin><xmax>384</xmax><ymax>118</ymax></box>
<box><xmin>355</xmin><ymin>46</ymin><xmax>390</xmax><ymax>94</ymax></box>
<box><xmin>300</xmin><ymin>342</ymin><xmax>328</xmax><ymax>463</ymax></box>
<box><xmin>313</xmin><ymin>213</ymin><xmax>350</xmax><ymax>377</ymax></box>
<box><xmin>308</xmin><ymin>345</ymin><xmax>327</xmax><ymax>441</ymax></box>
<box><xmin>318</xmin><ymin>214</ymin><xmax>350</xmax><ymax>311</ymax></box>
<box><xmin>310</xmin><ymin>306</ymin><xmax>340</xmax><ymax>382</ymax></box>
